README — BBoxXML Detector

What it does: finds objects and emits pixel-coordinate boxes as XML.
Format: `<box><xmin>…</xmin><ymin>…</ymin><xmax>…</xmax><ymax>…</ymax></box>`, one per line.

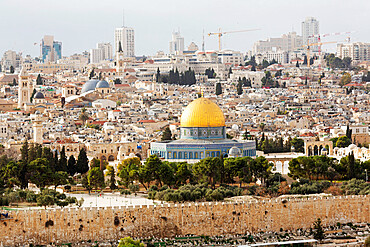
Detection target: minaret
<box><xmin>18</xmin><ymin>68</ymin><xmax>33</xmax><ymax>109</ymax></box>
<box><xmin>116</xmin><ymin>41</ymin><xmax>125</xmax><ymax>76</ymax></box>
<box><xmin>33</xmin><ymin>114</ymin><xmax>43</xmax><ymax>144</ymax></box>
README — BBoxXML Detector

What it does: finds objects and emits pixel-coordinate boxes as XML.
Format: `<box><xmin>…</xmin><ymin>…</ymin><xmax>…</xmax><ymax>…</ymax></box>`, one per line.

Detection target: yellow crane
<box><xmin>208</xmin><ymin>28</ymin><xmax>260</xmax><ymax>51</ymax></box>
<box><xmin>301</xmin><ymin>41</ymin><xmax>337</xmax><ymax>67</ymax></box>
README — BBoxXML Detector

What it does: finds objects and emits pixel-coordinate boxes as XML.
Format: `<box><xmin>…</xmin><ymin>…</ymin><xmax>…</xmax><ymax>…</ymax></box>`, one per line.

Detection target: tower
<box><xmin>33</xmin><ymin>115</ymin><xmax>43</xmax><ymax>144</ymax></box>
<box><xmin>301</xmin><ymin>17</ymin><xmax>319</xmax><ymax>52</ymax></box>
<box><xmin>18</xmin><ymin>68</ymin><xmax>33</xmax><ymax>109</ymax></box>
<box><xmin>114</xmin><ymin>27</ymin><xmax>135</xmax><ymax>57</ymax></box>
<box><xmin>115</xmin><ymin>41</ymin><xmax>125</xmax><ymax>76</ymax></box>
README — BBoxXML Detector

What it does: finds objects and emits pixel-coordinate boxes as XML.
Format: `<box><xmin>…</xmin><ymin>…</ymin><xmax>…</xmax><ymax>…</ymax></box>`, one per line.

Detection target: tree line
<box><xmin>156</xmin><ymin>68</ymin><xmax>196</xmax><ymax>85</ymax></box>
<box><xmin>256</xmin><ymin>135</ymin><xmax>305</xmax><ymax>154</ymax></box>
<box><xmin>288</xmin><ymin>154</ymin><xmax>370</xmax><ymax>181</ymax></box>
<box><xmin>0</xmin><ymin>141</ymin><xmax>89</xmax><ymax>191</ymax></box>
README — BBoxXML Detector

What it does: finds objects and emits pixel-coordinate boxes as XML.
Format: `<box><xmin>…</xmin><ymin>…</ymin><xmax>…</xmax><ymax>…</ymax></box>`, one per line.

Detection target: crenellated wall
<box><xmin>1</xmin><ymin>195</ymin><xmax>369</xmax><ymax>245</ymax></box>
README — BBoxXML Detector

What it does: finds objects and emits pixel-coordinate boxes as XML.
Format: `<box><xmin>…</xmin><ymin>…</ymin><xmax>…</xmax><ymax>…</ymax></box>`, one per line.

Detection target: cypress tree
<box><xmin>237</xmin><ymin>81</ymin><xmax>243</xmax><ymax>95</ymax></box>
<box><xmin>215</xmin><ymin>83</ymin><xmax>222</xmax><ymax>95</ymax></box>
<box><xmin>57</xmin><ymin>146</ymin><xmax>68</xmax><ymax>172</ymax></box>
<box><xmin>76</xmin><ymin>148</ymin><xmax>89</xmax><ymax>174</ymax></box>
<box><xmin>67</xmin><ymin>155</ymin><xmax>76</xmax><ymax>176</ymax></box>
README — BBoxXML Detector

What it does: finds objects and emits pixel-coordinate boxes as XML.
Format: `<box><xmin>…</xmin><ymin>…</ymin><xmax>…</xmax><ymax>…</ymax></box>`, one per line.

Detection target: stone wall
<box><xmin>1</xmin><ymin>195</ymin><xmax>369</xmax><ymax>245</ymax></box>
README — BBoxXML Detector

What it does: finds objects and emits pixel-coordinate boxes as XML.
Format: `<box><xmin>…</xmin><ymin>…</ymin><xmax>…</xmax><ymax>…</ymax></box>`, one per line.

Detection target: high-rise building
<box><xmin>97</xmin><ymin>43</ymin><xmax>113</xmax><ymax>60</ymax></box>
<box><xmin>169</xmin><ymin>31</ymin><xmax>184</xmax><ymax>55</ymax></box>
<box><xmin>90</xmin><ymin>43</ymin><xmax>113</xmax><ymax>64</ymax></box>
<box><xmin>301</xmin><ymin>17</ymin><xmax>319</xmax><ymax>52</ymax></box>
<box><xmin>252</xmin><ymin>32</ymin><xmax>303</xmax><ymax>55</ymax></box>
<box><xmin>337</xmin><ymin>42</ymin><xmax>370</xmax><ymax>61</ymax></box>
<box><xmin>40</xmin><ymin>35</ymin><xmax>62</xmax><ymax>62</ymax></box>
<box><xmin>1</xmin><ymin>50</ymin><xmax>22</xmax><ymax>71</ymax></box>
<box><xmin>114</xmin><ymin>27</ymin><xmax>135</xmax><ymax>57</ymax></box>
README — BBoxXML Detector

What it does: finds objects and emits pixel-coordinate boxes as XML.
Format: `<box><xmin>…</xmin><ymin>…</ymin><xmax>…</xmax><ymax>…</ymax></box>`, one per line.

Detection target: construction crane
<box><xmin>301</xmin><ymin>41</ymin><xmax>337</xmax><ymax>68</ymax></box>
<box><xmin>308</xmin><ymin>31</ymin><xmax>353</xmax><ymax>70</ymax></box>
<box><xmin>208</xmin><ymin>28</ymin><xmax>260</xmax><ymax>51</ymax></box>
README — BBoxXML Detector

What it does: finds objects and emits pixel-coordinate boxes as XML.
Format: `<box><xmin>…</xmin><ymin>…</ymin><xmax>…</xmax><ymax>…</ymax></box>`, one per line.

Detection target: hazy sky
<box><xmin>1</xmin><ymin>0</ymin><xmax>369</xmax><ymax>57</ymax></box>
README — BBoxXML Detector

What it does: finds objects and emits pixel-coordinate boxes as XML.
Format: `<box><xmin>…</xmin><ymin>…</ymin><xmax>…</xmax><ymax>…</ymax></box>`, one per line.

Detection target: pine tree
<box><xmin>67</xmin><ymin>155</ymin><xmax>76</xmax><ymax>176</ymax></box>
<box><xmin>215</xmin><ymin>83</ymin><xmax>222</xmax><ymax>95</ymax></box>
<box><xmin>296</xmin><ymin>61</ymin><xmax>300</xmax><ymax>68</ymax></box>
<box><xmin>313</xmin><ymin>218</ymin><xmax>325</xmax><ymax>241</ymax></box>
<box><xmin>10</xmin><ymin>66</ymin><xmax>14</xmax><ymax>74</ymax></box>
<box><xmin>89</xmin><ymin>69</ymin><xmax>95</xmax><ymax>79</ymax></box>
<box><xmin>251</xmin><ymin>65</ymin><xmax>256</xmax><ymax>71</ymax></box>
<box><xmin>161</xmin><ymin>127</ymin><xmax>172</xmax><ymax>141</ymax></box>
<box><xmin>76</xmin><ymin>148</ymin><xmax>89</xmax><ymax>174</ymax></box>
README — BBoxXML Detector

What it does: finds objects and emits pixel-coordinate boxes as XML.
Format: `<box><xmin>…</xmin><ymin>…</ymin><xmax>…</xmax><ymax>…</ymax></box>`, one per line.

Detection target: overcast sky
<box><xmin>1</xmin><ymin>0</ymin><xmax>369</xmax><ymax>57</ymax></box>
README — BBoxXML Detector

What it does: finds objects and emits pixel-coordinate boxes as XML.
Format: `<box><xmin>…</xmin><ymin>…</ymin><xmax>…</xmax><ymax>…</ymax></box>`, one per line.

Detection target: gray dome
<box><xmin>229</xmin><ymin>146</ymin><xmax>242</xmax><ymax>157</ymax></box>
<box><xmin>81</xmin><ymin>79</ymin><xmax>99</xmax><ymax>94</ymax></box>
<box><xmin>96</xmin><ymin>80</ymin><xmax>110</xmax><ymax>88</ymax></box>
<box><xmin>34</xmin><ymin>92</ymin><xmax>44</xmax><ymax>99</ymax></box>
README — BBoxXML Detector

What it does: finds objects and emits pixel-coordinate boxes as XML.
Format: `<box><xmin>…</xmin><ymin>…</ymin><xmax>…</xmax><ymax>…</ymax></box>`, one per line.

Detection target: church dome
<box><xmin>34</xmin><ymin>92</ymin><xmax>44</xmax><ymax>99</ymax></box>
<box><xmin>81</xmin><ymin>79</ymin><xmax>99</xmax><ymax>94</ymax></box>
<box><xmin>96</xmin><ymin>80</ymin><xmax>110</xmax><ymax>88</ymax></box>
<box><xmin>180</xmin><ymin>97</ymin><xmax>225</xmax><ymax>127</ymax></box>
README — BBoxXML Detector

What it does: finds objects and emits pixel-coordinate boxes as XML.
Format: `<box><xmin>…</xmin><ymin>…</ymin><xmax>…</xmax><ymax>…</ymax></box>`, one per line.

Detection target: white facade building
<box><xmin>301</xmin><ymin>17</ymin><xmax>319</xmax><ymax>52</ymax></box>
<box><xmin>218</xmin><ymin>50</ymin><xmax>244</xmax><ymax>65</ymax></box>
<box><xmin>1</xmin><ymin>50</ymin><xmax>22</xmax><ymax>71</ymax></box>
<box><xmin>90</xmin><ymin>43</ymin><xmax>113</xmax><ymax>64</ymax></box>
<box><xmin>337</xmin><ymin>42</ymin><xmax>370</xmax><ymax>62</ymax></box>
<box><xmin>97</xmin><ymin>43</ymin><xmax>113</xmax><ymax>60</ymax></box>
<box><xmin>169</xmin><ymin>31</ymin><xmax>184</xmax><ymax>55</ymax></box>
<box><xmin>114</xmin><ymin>27</ymin><xmax>135</xmax><ymax>57</ymax></box>
<box><xmin>252</xmin><ymin>32</ymin><xmax>303</xmax><ymax>55</ymax></box>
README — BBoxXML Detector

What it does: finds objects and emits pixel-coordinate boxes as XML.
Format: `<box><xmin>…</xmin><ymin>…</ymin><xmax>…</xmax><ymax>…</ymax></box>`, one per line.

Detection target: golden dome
<box><xmin>180</xmin><ymin>97</ymin><xmax>225</xmax><ymax>127</ymax></box>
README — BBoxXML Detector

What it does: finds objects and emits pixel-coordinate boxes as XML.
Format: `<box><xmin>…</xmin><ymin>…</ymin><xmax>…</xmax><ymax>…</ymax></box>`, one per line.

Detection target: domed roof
<box><xmin>81</xmin><ymin>79</ymin><xmax>99</xmax><ymax>94</ymax></box>
<box><xmin>34</xmin><ymin>92</ymin><xmax>44</xmax><ymax>99</ymax></box>
<box><xmin>229</xmin><ymin>146</ymin><xmax>241</xmax><ymax>156</ymax></box>
<box><xmin>96</xmin><ymin>80</ymin><xmax>110</xmax><ymax>88</ymax></box>
<box><xmin>180</xmin><ymin>97</ymin><xmax>225</xmax><ymax>128</ymax></box>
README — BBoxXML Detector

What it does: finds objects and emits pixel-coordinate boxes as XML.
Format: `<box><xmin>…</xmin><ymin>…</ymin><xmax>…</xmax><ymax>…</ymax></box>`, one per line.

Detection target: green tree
<box><xmin>336</xmin><ymin>136</ymin><xmax>351</xmax><ymax>148</ymax></box>
<box><xmin>106</xmin><ymin>165</ymin><xmax>117</xmax><ymax>190</ymax></box>
<box><xmin>117</xmin><ymin>157</ymin><xmax>141</xmax><ymax>187</ymax></box>
<box><xmin>28</xmin><ymin>158</ymin><xmax>53</xmax><ymax>189</ymax></box>
<box><xmin>88</xmin><ymin>167</ymin><xmax>105</xmax><ymax>191</ymax></box>
<box><xmin>215</xmin><ymin>82</ymin><xmax>222</xmax><ymax>95</ymax></box>
<box><xmin>296</xmin><ymin>61</ymin><xmax>299</xmax><ymax>68</ymax></box>
<box><xmin>128</xmin><ymin>184</ymin><xmax>139</xmax><ymax>196</ymax></box>
<box><xmin>79</xmin><ymin>108</ymin><xmax>89</xmax><ymax>125</ymax></box>
<box><xmin>237</xmin><ymin>81</ymin><xmax>243</xmax><ymax>95</ymax></box>
<box><xmin>53</xmin><ymin>171</ymin><xmax>69</xmax><ymax>190</ymax></box>
<box><xmin>175</xmin><ymin>162</ymin><xmax>193</xmax><ymax>186</ymax></box>
<box><xmin>57</xmin><ymin>146</ymin><xmax>68</xmax><ymax>172</ymax></box>
<box><xmin>156</xmin><ymin>68</ymin><xmax>161</xmax><ymax>82</ymax></box>
<box><xmin>192</xmin><ymin>157</ymin><xmax>222</xmax><ymax>189</ymax></box>
<box><xmin>30</xmin><ymin>89</ymin><xmax>36</xmax><ymax>103</ymax></box>
<box><xmin>290</xmin><ymin>137</ymin><xmax>304</xmax><ymax>153</ymax></box>
<box><xmin>253</xmin><ymin>156</ymin><xmax>273</xmax><ymax>185</ymax></box>
<box><xmin>89</xmin><ymin>68</ymin><xmax>95</xmax><ymax>79</ymax></box>
<box><xmin>161</xmin><ymin>126</ymin><xmax>172</xmax><ymax>141</ymax></box>
<box><xmin>67</xmin><ymin>155</ymin><xmax>76</xmax><ymax>176</ymax></box>
<box><xmin>118</xmin><ymin>237</ymin><xmax>144</xmax><ymax>247</ymax></box>
<box><xmin>10</xmin><ymin>66</ymin><xmax>14</xmax><ymax>74</ymax></box>
<box><xmin>340</xmin><ymin>73</ymin><xmax>351</xmax><ymax>86</ymax></box>
<box><xmin>36</xmin><ymin>74</ymin><xmax>43</xmax><ymax>85</ymax></box>
<box><xmin>142</xmin><ymin>155</ymin><xmax>163</xmax><ymax>187</ymax></box>
<box><xmin>76</xmin><ymin>149</ymin><xmax>89</xmax><ymax>174</ymax></box>
<box><xmin>313</xmin><ymin>218</ymin><xmax>325</xmax><ymax>241</ymax></box>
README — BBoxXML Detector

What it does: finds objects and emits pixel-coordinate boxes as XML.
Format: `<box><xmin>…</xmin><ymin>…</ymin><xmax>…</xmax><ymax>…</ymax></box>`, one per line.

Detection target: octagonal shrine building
<box><xmin>150</xmin><ymin>97</ymin><xmax>256</xmax><ymax>162</ymax></box>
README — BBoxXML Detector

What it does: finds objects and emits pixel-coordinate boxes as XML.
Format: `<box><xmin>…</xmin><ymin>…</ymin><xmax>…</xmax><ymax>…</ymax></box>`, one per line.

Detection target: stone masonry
<box><xmin>1</xmin><ymin>195</ymin><xmax>369</xmax><ymax>245</ymax></box>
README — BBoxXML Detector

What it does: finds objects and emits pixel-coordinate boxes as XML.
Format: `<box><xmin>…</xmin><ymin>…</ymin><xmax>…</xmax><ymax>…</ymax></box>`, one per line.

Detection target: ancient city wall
<box><xmin>1</xmin><ymin>195</ymin><xmax>369</xmax><ymax>245</ymax></box>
